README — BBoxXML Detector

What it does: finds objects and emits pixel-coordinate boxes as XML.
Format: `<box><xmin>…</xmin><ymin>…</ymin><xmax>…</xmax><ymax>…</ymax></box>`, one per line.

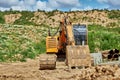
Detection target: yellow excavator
<box><xmin>39</xmin><ymin>17</ymin><xmax>91</xmax><ymax>69</ymax></box>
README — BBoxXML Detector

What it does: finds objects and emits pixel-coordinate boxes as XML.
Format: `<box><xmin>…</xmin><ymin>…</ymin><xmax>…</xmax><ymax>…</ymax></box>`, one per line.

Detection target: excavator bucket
<box><xmin>66</xmin><ymin>45</ymin><xmax>91</xmax><ymax>68</ymax></box>
<box><xmin>39</xmin><ymin>54</ymin><xmax>57</xmax><ymax>70</ymax></box>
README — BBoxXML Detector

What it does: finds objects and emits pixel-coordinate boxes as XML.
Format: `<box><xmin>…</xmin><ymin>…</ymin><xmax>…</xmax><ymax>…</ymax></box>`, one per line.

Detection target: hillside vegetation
<box><xmin>0</xmin><ymin>9</ymin><xmax>120</xmax><ymax>27</ymax></box>
<box><xmin>0</xmin><ymin>9</ymin><xmax>120</xmax><ymax>62</ymax></box>
<box><xmin>88</xmin><ymin>24</ymin><xmax>120</xmax><ymax>52</ymax></box>
<box><xmin>0</xmin><ymin>24</ymin><xmax>46</xmax><ymax>62</ymax></box>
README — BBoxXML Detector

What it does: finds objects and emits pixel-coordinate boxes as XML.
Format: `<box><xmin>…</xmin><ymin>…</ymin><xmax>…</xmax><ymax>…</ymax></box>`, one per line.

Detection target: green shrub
<box><xmin>0</xmin><ymin>17</ymin><xmax>5</xmax><ymax>23</ymax></box>
<box><xmin>108</xmin><ymin>10</ymin><xmax>120</xmax><ymax>19</ymax></box>
<box><xmin>88</xmin><ymin>24</ymin><xmax>120</xmax><ymax>53</ymax></box>
<box><xmin>0</xmin><ymin>12</ymin><xmax>5</xmax><ymax>23</ymax></box>
<box><xmin>14</xmin><ymin>11</ymin><xmax>35</xmax><ymax>25</ymax></box>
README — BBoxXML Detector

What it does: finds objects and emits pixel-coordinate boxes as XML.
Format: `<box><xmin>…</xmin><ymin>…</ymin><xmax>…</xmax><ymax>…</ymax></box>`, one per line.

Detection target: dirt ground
<box><xmin>0</xmin><ymin>57</ymin><xmax>120</xmax><ymax>80</ymax></box>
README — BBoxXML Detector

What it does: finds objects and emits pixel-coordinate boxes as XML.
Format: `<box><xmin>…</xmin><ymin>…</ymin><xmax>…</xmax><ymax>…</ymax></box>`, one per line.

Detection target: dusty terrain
<box><xmin>0</xmin><ymin>57</ymin><xmax>120</xmax><ymax>80</ymax></box>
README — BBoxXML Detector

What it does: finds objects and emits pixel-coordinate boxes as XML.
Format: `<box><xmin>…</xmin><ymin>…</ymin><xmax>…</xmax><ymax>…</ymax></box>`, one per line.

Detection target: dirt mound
<box><xmin>4</xmin><ymin>14</ymin><xmax>21</xmax><ymax>24</ymax></box>
<box><xmin>0</xmin><ymin>57</ymin><xmax>120</xmax><ymax>80</ymax></box>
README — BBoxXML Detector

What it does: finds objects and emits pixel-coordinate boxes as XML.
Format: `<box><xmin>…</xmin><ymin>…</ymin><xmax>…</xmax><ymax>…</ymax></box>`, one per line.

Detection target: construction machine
<box><xmin>39</xmin><ymin>17</ymin><xmax>91</xmax><ymax>70</ymax></box>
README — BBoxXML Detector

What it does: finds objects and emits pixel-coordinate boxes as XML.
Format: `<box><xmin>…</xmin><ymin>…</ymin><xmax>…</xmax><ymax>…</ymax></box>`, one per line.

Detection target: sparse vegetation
<box><xmin>14</xmin><ymin>11</ymin><xmax>35</xmax><ymax>25</ymax></box>
<box><xmin>0</xmin><ymin>24</ymin><xmax>47</xmax><ymax>62</ymax></box>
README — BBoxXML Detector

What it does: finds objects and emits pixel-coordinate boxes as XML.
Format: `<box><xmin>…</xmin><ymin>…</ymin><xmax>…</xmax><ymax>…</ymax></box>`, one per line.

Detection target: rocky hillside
<box><xmin>0</xmin><ymin>10</ymin><xmax>120</xmax><ymax>27</ymax></box>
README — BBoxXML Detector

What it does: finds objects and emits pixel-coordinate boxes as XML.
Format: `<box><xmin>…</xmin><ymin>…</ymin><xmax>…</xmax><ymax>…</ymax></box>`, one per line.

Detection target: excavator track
<box><xmin>39</xmin><ymin>54</ymin><xmax>57</xmax><ymax>70</ymax></box>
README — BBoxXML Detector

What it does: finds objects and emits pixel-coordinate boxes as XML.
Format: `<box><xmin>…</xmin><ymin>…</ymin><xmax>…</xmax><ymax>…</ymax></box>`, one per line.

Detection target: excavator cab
<box><xmin>73</xmin><ymin>24</ymin><xmax>88</xmax><ymax>45</ymax></box>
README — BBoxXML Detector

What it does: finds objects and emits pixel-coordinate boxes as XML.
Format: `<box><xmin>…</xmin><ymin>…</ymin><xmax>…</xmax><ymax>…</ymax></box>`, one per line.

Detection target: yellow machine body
<box><xmin>46</xmin><ymin>36</ymin><xmax>58</xmax><ymax>53</ymax></box>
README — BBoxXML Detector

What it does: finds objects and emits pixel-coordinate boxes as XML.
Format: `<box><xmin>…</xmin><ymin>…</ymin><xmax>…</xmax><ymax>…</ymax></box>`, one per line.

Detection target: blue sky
<box><xmin>0</xmin><ymin>0</ymin><xmax>119</xmax><ymax>11</ymax></box>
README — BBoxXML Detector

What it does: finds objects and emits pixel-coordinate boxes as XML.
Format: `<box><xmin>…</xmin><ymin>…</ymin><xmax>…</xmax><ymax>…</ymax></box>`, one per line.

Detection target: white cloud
<box><xmin>48</xmin><ymin>0</ymin><xmax>59</xmax><ymax>8</ymax></box>
<box><xmin>0</xmin><ymin>0</ymin><xmax>19</xmax><ymax>7</ymax></box>
<box><xmin>97</xmin><ymin>0</ymin><xmax>120</xmax><ymax>9</ymax></box>
<box><xmin>0</xmin><ymin>0</ymin><xmax>118</xmax><ymax>11</ymax></box>
<box><xmin>48</xmin><ymin>0</ymin><xmax>81</xmax><ymax>9</ymax></box>
<box><xmin>71</xmin><ymin>8</ymin><xmax>81</xmax><ymax>11</ymax></box>
<box><xmin>11</xmin><ymin>6</ymin><xmax>23</xmax><ymax>11</ymax></box>
<box><xmin>108</xmin><ymin>0</ymin><xmax>120</xmax><ymax>6</ymax></box>
<box><xmin>24</xmin><ymin>0</ymin><xmax>36</xmax><ymax>6</ymax></box>
<box><xmin>0</xmin><ymin>0</ymin><xmax>50</xmax><ymax>11</ymax></box>
<box><xmin>34</xmin><ymin>1</ymin><xmax>52</xmax><ymax>11</ymax></box>
<box><xmin>0</xmin><ymin>0</ymin><xmax>82</xmax><ymax>11</ymax></box>
<box><xmin>84</xmin><ymin>6</ymin><xmax>93</xmax><ymax>10</ymax></box>
<box><xmin>97</xmin><ymin>0</ymin><xmax>108</xmax><ymax>3</ymax></box>
<box><xmin>56</xmin><ymin>0</ymin><xmax>80</xmax><ymax>7</ymax></box>
<box><xmin>0</xmin><ymin>7</ymin><xmax>10</xmax><ymax>11</ymax></box>
<box><xmin>71</xmin><ymin>6</ymin><xmax>93</xmax><ymax>11</ymax></box>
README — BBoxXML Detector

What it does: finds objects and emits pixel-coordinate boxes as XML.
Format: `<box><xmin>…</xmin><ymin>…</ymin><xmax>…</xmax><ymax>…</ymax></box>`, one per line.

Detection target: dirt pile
<box><xmin>0</xmin><ymin>58</ymin><xmax>120</xmax><ymax>80</ymax></box>
<box><xmin>30</xmin><ymin>11</ymin><xmax>117</xmax><ymax>27</ymax></box>
<box><xmin>4</xmin><ymin>14</ymin><xmax>21</xmax><ymax>24</ymax></box>
<box><xmin>39</xmin><ymin>64</ymin><xmax>120</xmax><ymax>80</ymax></box>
